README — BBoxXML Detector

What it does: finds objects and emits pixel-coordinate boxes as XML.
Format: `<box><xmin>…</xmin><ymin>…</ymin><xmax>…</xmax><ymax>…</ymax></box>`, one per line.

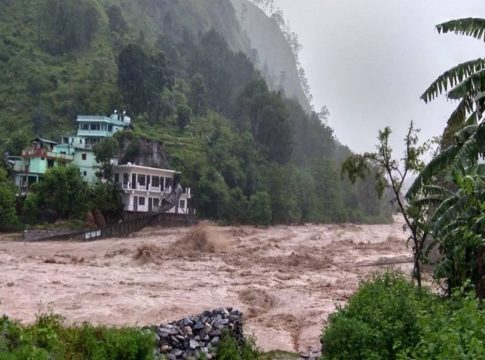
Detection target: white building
<box><xmin>112</xmin><ymin>163</ymin><xmax>192</xmax><ymax>214</ymax></box>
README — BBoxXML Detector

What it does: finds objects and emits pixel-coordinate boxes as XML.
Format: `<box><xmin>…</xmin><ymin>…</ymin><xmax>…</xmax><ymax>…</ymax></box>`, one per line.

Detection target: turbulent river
<box><xmin>0</xmin><ymin>217</ymin><xmax>411</xmax><ymax>353</ymax></box>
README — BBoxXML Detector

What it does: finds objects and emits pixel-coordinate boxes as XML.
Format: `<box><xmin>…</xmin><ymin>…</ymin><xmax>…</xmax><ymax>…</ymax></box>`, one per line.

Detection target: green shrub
<box><xmin>321</xmin><ymin>272</ymin><xmax>432</xmax><ymax>360</ymax></box>
<box><xmin>216</xmin><ymin>333</ymin><xmax>268</xmax><ymax>360</ymax></box>
<box><xmin>321</xmin><ymin>273</ymin><xmax>485</xmax><ymax>360</ymax></box>
<box><xmin>0</xmin><ymin>313</ymin><xmax>155</xmax><ymax>360</ymax></box>
<box><xmin>408</xmin><ymin>291</ymin><xmax>485</xmax><ymax>359</ymax></box>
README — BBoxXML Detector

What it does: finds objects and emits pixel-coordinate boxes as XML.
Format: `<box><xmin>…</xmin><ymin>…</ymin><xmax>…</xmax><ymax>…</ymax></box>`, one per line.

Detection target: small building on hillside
<box><xmin>56</xmin><ymin>111</ymin><xmax>131</xmax><ymax>183</ymax></box>
<box><xmin>9</xmin><ymin>137</ymin><xmax>73</xmax><ymax>190</ymax></box>
<box><xmin>112</xmin><ymin>163</ymin><xmax>192</xmax><ymax>214</ymax></box>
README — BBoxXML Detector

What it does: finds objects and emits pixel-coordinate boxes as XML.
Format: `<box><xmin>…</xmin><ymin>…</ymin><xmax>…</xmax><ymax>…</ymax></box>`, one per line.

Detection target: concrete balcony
<box><xmin>77</xmin><ymin>129</ymin><xmax>112</xmax><ymax>138</ymax></box>
<box><xmin>47</xmin><ymin>152</ymin><xmax>73</xmax><ymax>161</ymax></box>
<box><xmin>148</xmin><ymin>184</ymin><xmax>162</xmax><ymax>192</ymax></box>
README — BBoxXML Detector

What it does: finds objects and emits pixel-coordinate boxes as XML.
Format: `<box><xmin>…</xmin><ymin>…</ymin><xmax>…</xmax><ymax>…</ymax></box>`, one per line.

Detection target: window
<box><xmin>81</xmin><ymin>153</ymin><xmax>87</xmax><ymax>160</ymax></box>
<box><xmin>83</xmin><ymin>171</ymin><xmax>87</xmax><ymax>177</ymax></box>
<box><xmin>81</xmin><ymin>124</ymin><xmax>89</xmax><ymax>130</ymax></box>
<box><xmin>152</xmin><ymin>176</ymin><xmax>160</xmax><ymax>187</ymax></box>
<box><xmin>108</xmin><ymin>125</ymin><xmax>113</xmax><ymax>132</ymax></box>
<box><xmin>179</xmin><ymin>200</ymin><xmax>186</xmax><ymax>209</ymax></box>
<box><xmin>153</xmin><ymin>198</ymin><xmax>160</xmax><ymax>207</ymax></box>
<box><xmin>160</xmin><ymin>177</ymin><xmax>165</xmax><ymax>190</ymax></box>
<box><xmin>139</xmin><ymin>197</ymin><xmax>145</xmax><ymax>206</ymax></box>
<box><xmin>138</xmin><ymin>175</ymin><xmax>146</xmax><ymax>186</ymax></box>
<box><xmin>165</xmin><ymin>177</ymin><xmax>173</xmax><ymax>189</ymax></box>
<box><xmin>41</xmin><ymin>157</ymin><xmax>45</xmax><ymax>161</ymax></box>
<box><xmin>47</xmin><ymin>159</ymin><xmax>54</xmax><ymax>168</ymax></box>
<box><xmin>114</xmin><ymin>174</ymin><xmax>120</xmax><ymax>183</ymax></box>
<box><xmin>123</xmin><ymin>173</ymin><xmax>129</xmax><ymax>184</ymax></box>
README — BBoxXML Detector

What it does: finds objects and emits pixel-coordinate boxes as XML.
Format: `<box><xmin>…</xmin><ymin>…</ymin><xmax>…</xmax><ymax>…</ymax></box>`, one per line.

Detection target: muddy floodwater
<box><xmin>0</xmin><ymin>217</ymin><xmax>411</xmax><ymax>353</ymax></box>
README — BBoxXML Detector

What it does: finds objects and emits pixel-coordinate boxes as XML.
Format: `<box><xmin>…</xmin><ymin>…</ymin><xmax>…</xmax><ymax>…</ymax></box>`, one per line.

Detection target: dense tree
<box><xmin>0</xmin><ymin>168</ymin><xmax>19</xmax><ymax>231</ymax></box>
<box><xmin>195</xmin><ymin>168</ymin><xmax>230</xmax><ymax>220</ymax></box>
<box><xmin>40</xmin><ymin>0</ymin><xmax>99</xmax><ymax>55</ymax></box>
<box><xmin>106</xmin><ymin>5</ymin><xmax>127</xmax><ymax>34</ymax></box>
<box><xmin>188</xmin><ymin>74</ymin><xmax>208</xmax><ymax>116</ymax></box>
<box><xmin>118</xmin><ymin>45</ymin><xmax>174</xmax><ymax>122</ymax></box>
<box><xmin>176</xmin><ymin>104</ymin><xmax>192</xmax><ymax>130</ymax></box>
<box><xmin>93</xmin><ymin>137</ymin><xmax>119</xmax><ymax>180</ymax></box>
<box><xmin>34</xmin><ymin>165</ymin><xmax>89</xmax><ymax>219</ymax></box>
<box><xmin>190</xmin><ymin>30</ymin><xmax>256</xmax><ymax>116</ymax></box>
<box><xmin>236</xmin><ymin>79</ymin><xmax>293</xmax><ymax>164</ymax></box>
<box><xmin>89</xmin><ymin>182</ymin><xmax>124</xmax><ymax>224</ymax></box>
<box><xmin>247</xmin><ymin>191</ymin><xmax>272</xmax><ymax>226</ymax></box>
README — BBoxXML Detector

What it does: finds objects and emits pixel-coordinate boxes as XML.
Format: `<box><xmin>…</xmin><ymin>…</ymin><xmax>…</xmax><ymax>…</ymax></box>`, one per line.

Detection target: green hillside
<box><xmin>0</xmin><ymin>0</ymin><xmax>393</xmax><ymax>224</ymax></box>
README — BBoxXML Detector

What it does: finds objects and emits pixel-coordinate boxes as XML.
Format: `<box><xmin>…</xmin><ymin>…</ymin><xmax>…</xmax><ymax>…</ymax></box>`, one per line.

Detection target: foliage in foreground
<box><xmin>321</xmin><ymin>272</ymin><xmax>485</xmax><ymax>360</ymax></box>
<box><xmin>0</xmin><ymin>313</ymin><xmax>155</xmax><ymax>360</ymax></box>
<box><xmin>216</xmin><ymin>333</ymin><xmax>269</xmax><ymax>360</ymax></box>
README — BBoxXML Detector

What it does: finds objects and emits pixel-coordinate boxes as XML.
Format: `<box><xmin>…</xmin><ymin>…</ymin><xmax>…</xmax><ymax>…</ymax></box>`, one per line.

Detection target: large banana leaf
<box><xmin>406</xmin><ymin>146</ymin><xmax>460</xmax><ymax>199</ymax></box>
<box><xmin>448</xmin><ymin>69</ymin><xmax>485</xmax><ymax>100</ymax></box>
<box><xmin>454</xmin><ymin>124</ymin><xmax>478</xmax><ymax>143</ymax></box>
<box><xmin>436</xmin><ymin>18</ymin><xmax>485</xmax><ymax>41</ymax></box>
<box><xmin>421</xmin><ymin>58</ymin><xmax>485</xmax><ymax>102</ymax></box>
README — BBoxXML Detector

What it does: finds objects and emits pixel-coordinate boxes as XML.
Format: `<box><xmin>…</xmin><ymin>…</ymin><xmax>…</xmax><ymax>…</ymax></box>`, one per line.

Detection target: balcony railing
<box><xmin>119</xmin><ymin>182</ymin><xmax>190</xmax><ymax>196</ymax></box>
<box><xmin>77</xmin><ymin>129</ymin><xmax>112</xmax><ymax>137</ymax></box>
<box><xmin>22</xmin><ymin>148</ymin><xmax>73</xmax><ymax>161</ymax></box>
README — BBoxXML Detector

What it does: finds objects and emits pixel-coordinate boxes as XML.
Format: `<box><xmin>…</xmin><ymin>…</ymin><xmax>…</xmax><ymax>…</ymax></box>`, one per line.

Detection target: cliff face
<box><xmin>230</xmin><ymin>0</ymin><xmax>312</xmax><ymax>112</ymax></box>
<box><xmin>115</xmin><ymin>0</ymin><xmax>252</xmax><ymax>54</ymax></box>
<box><xmin>119</xmin><ymin>0</ymin><xmax>311</xmax><ymax>112</ymax></box>
<box><xmin>118</xmin><ymin>137</ymin><xmax>169</xmax><ymax>169</ymax></box>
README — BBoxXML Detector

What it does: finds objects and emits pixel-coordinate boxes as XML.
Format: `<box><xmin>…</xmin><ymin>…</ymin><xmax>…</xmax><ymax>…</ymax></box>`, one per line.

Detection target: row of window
<box><xmin>134</xmin><ymin>197</ymin><xmax>186</xmax><ymax>209</ymax></box>
<box><xmin>79</xmin><ymin>123</ymin><xmax>114</xmax><ymax>132</ymax></box>
<box><xmin>114</xmin><ymin>173</ymin><xmax>173</xmax><ymax>189</ymax></box>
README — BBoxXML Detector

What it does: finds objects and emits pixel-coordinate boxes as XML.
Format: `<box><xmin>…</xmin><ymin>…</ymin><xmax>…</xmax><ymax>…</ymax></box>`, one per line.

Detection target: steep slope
<box><xmin>231</xmin><ymin>0</ymin><xmax>312</xmax><ymax>112</ymax></box>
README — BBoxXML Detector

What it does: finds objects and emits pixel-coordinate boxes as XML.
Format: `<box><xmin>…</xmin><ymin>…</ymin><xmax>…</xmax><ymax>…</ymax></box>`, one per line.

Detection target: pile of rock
<box><xmin>153</xmin><ymin>308</ymin><xmax>243</xmax><ymax>359</ymax></box>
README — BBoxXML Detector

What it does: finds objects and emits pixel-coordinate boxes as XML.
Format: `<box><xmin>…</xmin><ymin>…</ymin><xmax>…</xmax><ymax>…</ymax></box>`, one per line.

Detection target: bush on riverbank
<box><xmin>216</xmin><ymin>333</ymin><xmax>268</xmax><ymax>360</ymax></box>
<box><xmin>0</xmin><ymin>313</ymin><xmax>155</xmax><ymax>359</ymax></box>
<box><xmin>321</xmin><ymin>272</ymin><xmax>485</xmax><ymax>359</ymax></box>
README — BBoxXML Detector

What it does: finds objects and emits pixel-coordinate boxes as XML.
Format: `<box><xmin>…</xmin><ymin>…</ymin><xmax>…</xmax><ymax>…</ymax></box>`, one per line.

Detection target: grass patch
<box><xmin>0</xmin><ymin>313</ymin><xmax>155</xmax><ymax>360</ymax></box>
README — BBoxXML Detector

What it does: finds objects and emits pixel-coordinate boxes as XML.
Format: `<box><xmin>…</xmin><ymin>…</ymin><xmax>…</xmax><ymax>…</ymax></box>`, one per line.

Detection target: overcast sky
<box><xmin>274</xmin><ymin>0</ymin><xmax>484</xmax><ymax>155</ymax></box>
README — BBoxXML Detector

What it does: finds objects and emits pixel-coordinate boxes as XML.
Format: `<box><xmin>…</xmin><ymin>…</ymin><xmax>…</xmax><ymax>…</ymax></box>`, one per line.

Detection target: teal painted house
<box><xmin>56</xmin><ymin>111</ymin><xmax>131</xmax><ymax>182</ymax></box>
<box><xmin>10</xmin><ymin>111</ymin><xmax>131</xmax><ymax>188</ymax></box>
<box><xmin>10</xmin><ymin>138</ymin><xmax>74</xmax><ymax>190</ymax></box>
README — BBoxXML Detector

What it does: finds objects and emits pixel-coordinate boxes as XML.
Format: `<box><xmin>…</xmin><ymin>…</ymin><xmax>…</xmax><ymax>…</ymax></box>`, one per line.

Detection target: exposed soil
<box><xmin>0</xmin><ymin>217</ymin><xmax>411</xmax><ymax>353</ymax></box>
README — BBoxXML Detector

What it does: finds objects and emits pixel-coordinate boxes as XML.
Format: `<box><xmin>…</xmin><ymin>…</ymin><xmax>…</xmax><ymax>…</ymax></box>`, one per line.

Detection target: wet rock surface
<box><xmin>152</xmin><ymin>308</ymin><xmax>244</xmax><ymax>359</ymax></box>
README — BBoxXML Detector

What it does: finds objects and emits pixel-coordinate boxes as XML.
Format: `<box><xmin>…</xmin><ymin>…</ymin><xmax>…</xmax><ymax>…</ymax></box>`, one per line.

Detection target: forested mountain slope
<box><xmin>231</xmin><ymin>0</ymin><xmax>312</xmax><ymax>112</ymax></box>
<box><xmin>0</xmin><ymin>0</ymin><xmax>392</xmax><ymax>224</ymax></box>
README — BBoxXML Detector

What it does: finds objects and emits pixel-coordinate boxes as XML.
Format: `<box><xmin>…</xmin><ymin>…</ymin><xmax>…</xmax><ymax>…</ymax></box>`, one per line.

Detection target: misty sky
<box><xmin>275</xmin><ymin>0</ymin><xmax>484</xmax><ymax>155</ymax></box>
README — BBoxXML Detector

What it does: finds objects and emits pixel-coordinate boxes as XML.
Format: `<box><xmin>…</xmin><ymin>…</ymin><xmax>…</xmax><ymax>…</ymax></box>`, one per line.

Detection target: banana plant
<box><xmin>421</xmin><ymin>18</ymin><xmax>485</xmax><ymax>148</ymax></box>
<box><xmin>423</xmin><ymin>166</ymin><xmax>485</xmax><ymax>297</ymax></box>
